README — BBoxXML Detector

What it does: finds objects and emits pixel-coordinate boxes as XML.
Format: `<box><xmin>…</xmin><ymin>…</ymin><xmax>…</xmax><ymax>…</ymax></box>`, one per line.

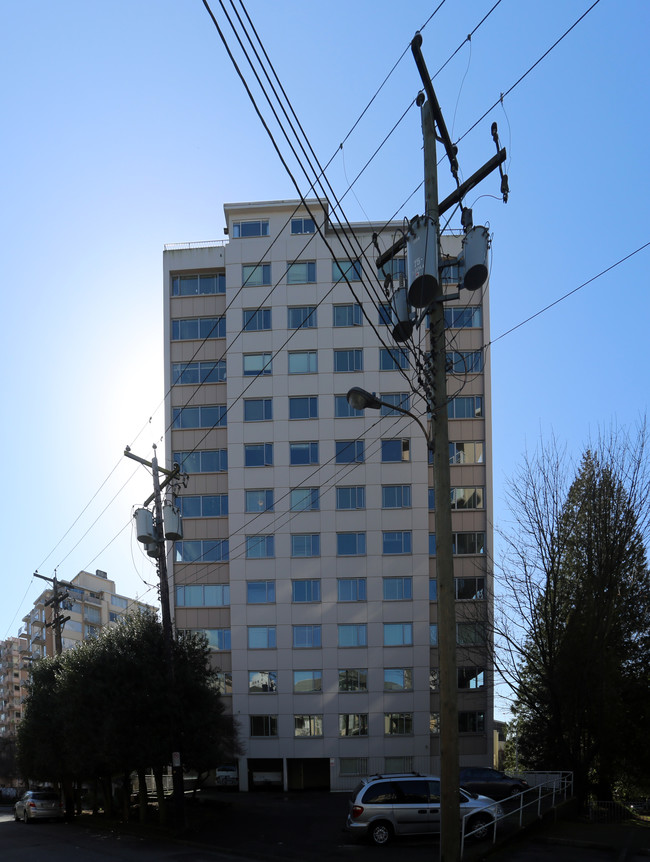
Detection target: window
<box><xmin>428</xmin><ymin>488</ymin><xmax>436</xmax><ymax>511</ymax></box>
<box><xmin>385</xmin><ymin>756</ymin><xmax>414</xmax><ymax>773</ymax></box>
<box><xmin>430</xmin><ymin>624</ymin><xmax>438</xmax><ymax>646</ymax></box>
<box><xmin>172</xmin><ymin>360</ymin><xmax>226</xmax><ymax>385</ymax></box>
<box><xmin>289</xmin><ymin>441</ymin><xmax>318</xmax><ymax>465</ymax></box>
<box><xmin>451</xmin><ymin>487</ymin><xmax>484</xmax><ymax>509</ymax></box>
<box><xmin>333</xmin><ymin>259</ymin><xmax>362</xmax><ymax>282</ymax></box>
<box><xmin>382</xmin><ymin>485</ymin><xmax>411</xmax><ymax>509</ymax></box>
<box><xmin>245</xmin><ymin>536</ymin><xmax>275</xmax><ymax>559</ymax></box>
<box><xmin>287</xmin><ymin>305</ymin><xmax>317</xmax><ymax>329</ymax></box>
<box><xmin>173</xmin><ymin>449</ymin><xmax>227</xmax><ymax>473</ymax></box>
<box><xmin>453</xmin><ymin>532</ymin><xmax>486</xmax><ymax>555</ymax></box>
<box><xmin>288</xmin><ymin>351</ymin><xmax>318</xmax><ymax>374</ymax></box>
<box><xmin>111</xmin><ymin>595</ymin><xmax>128</xmax><ymax>609</ymax></box>
<box><xmin>457</xmin><ymin>622</ymin><xmax>487</xmax><ymax>645</ymax></box>
<box><xmin>291</xmin><ymin>534</ymin><xmax>320</xmax><ymax>557</ymax></box>
<box><xmin>334</xmin><ymin>349</ymin><xmax>363</xmax><ymax>373</ymax></box>
<box><xmin>335</xmin><ymin>440</ymin><xmax>364</xmax><ymax>463</ymax></box>
<box><xmin>340</xmin><ymin>757</ymin><xmax>368</xmax><ymax>776</ymax></box>
<box><xmin>287</xmin><ymin>261</ymin><xmax>316</xmax><ymax>283</ymax></box>
<box><xmin>233</xmin><ymin>220</ymin><xmax>269</xmax><ymax>238</ymax></box>
<box><xmin>172</xmin><ymin>273</ymin><xmax>225</xmax><ymax>296</ymax></box>
<box><xmin>382</xmin><ymin>531</ymin><xmax>412</xmax><ymax>555</ymax></box>
<box><xmin>248</xmin><ymin>671</ymin><xmax>278</xmax><ymax>693</ymax></box>
<box><xmin>444</xmin><ymin>306</ymin><xmax>482</xmax><ymax>328</ymax></box>
<box><xmin>447</xmin><ymin>350</ymin><xmax>484</xmax><ymax>374</ymax></box>
<box><xmin>338</xmin><ymin>624</ymin><xmax>367</xmax><ymax>647</ymax></box>
<box><xmin>191</xmin><ymin>628</ymin><xmax>230</xmax><ymax>651</ymax></box>
<box><xmin>244</xmin><ymin>398</ymin><xmax>272</xmax><ymax>422</ymax></box>
<box><xmin>381</xmin><ymin>438</ymin><xmax>410</xmax><ymax>462</ymax></box>
<box><xmin>383</xmin><ymin>623</ymin><xmax>413</xmax><ymax>646</ymax></box>
<box><xmin>176</xmin><ymin>584</ymin><xmax>230</xmax><ymax>608</ymax></box>
<box><xmin>246</xmin><ymin>489</ymin><xmax>274</xmax><ymax>513</ymax></box>
<box><xmin>293</xmin><ymin>625</ymin><xmax>322</xmax><ymax>648</ymax></box>
<box><xmin>336</xmin><ymin>486</ymin><xmax>365</xmax><ymax>510</ymax></box>
<box><xmin>247</xmin><ymin>581</ymin><xmax>275</xmax><ymax>603</ymax></box>
<box><xmin>458</xmin><ymin>667</ymin><xmax>485</xmax><ymax>690</ymax></box>
<box><xmin>178</xmin><ymin>495</ymin><xmax>228</xmax><ymax>517</ymax></box>
<box><xmin>337</xmin><ymin>578</ymin><xmax>366</xmax><ymax>602</ymax></box>
<box><xmin>384</xmin><ymin>713</ymin><xmax>413</xmax><ymax>735</ymax></box>
<box><xmin>383</xmin><ymin>576</ymin><xmax>412</xmax><ymax>600</ymax></box>
<box><xmin>242</xmin><ymin>263</ymin><xmax>271</xmax><ymax>286</ymax></box>
<box><xmin>175</xmin><ymin>539</ymin><xmax>228</xmax><ymax>563</ymax></box>
<box><xmin>337</xmin><ymin>532</ymin><xmax>366</xmax><ymax>556</ymax></box>
<box><xmin>293</xmin><ymin>670</ymin><xmax>322</xmax><ymax>693</ymax></box>
<box><xmin>430</xmin><ymin>669</ymin><xmax>440</xmax><ymax>690</ymax></box>
<box><xmin>384</xmin><ymin>668</ymin><xmax>413</xmax><ymax>691</ymax></box>
<box><xmin>448</xmin><ymin>396</ymin><xmax>483</xmax><ymax>419</ymax></box>
<box><xmin>171</xmin><ymin>316</ymin><xmax>226</xmax><ymax>340</ymax></box>
<box><xmin>380</xmin><ymin>393</ymin><xmax>410</xmax><ymax>415</ymax></box>
<box><xmin>294</xmin><ymin>714</ymin><xmax>323</xmax><ymax>737</ymax></box>
<box><xmin>430</xmin><ymin>713</ymin><xmax>441</xmax><ymax>734</ymax></box>
<box><xmin>289</xmin><ymin>396</ymin><xmax>318</xmax><ymax>420</ymax></box>
<box><xmin>243</xmin><ymin>308</ymin><xmax>271</xmax><ymax>331</ymax></box>
<box><xmin>380</xmin><ymin>347</ymin><xmax>410</xmax><ymax>370</ymax></box>
<box><xmin>459</xmin><ymin>711</ymin><xmax>486</xmax><ymax>733</ymax></box>
<box><xmin>429</xmin><ymin>534</ymin><xmax>437</xmax><ymax>556</ymax></box>
<box><xmin>333</xmin><ymin>304</ymin><xmax>362</xmax><ymax>327</ymax></box>
<box><xmin>440</xmin><ymin>262</ymin><xmax>460</xmax><ymax>285</ymax></box>
<box><xmin>292</xmin><ymin>579</ymin><xmax>321</xmax><ymax>602</ymax></box>
<box><xmin>449</xmin><ymin>442</ymin><xmax>484</xmax><ymax>464</ymax></box>
<box><xmin>378</xmin><ymin>303</ymin><xmax>392</xmax><ymax>326</ymax></box>
<box><xmin>339</xmin><ymin>714</ymin><xmax>368</xmax><ymax>736</ymax></box>
<box><xmin>215</xmin><ymin>671</ymin><xmax>232</xmax><ymax>694</ymax></box>
<box><xmin>338</xmin><ymin>668</ymin><xmax>367</xmax><ymax>691</ymax></box>
<box><xmin>243</xmin><ymin>352</ymin><xmax>272</xmax><ymax>376</ymax></box>
<box><xmin>291</xmin><ymin>217</ymin><xmax>315</xmax><ymax>234</ymax></box>
<box><xmin>455</xmin><ymin>577</ymin><xmax>486</xmax><ymax>600</ymax></box>
<box><xmin>244</xmin><ymin>443</ymin><xmax>273</xmax><ymax>466</ymax></box>
<box><xmin>249</xmin><ymin>715</ymin><xmax>277</xmax><ymax>737</ymax></box>
<box><xmin>290</xmin><ymin>488</ymin><xmax>319</xmax><ymax>511</ymax></box>
<box><xmin>334</xmin><ymin>395</ymin><xmax>364</xmax><ymax>418</ymax></box>
<box><xmin>429</xmin><ymin>579</ymin><xmax>437</xmax><ymax>601</ymax></box>
<box><xmin>248</xmin><ymin>626</ymin><xmax>277</xmax><ymax>649</ymax></box>
<box><xmin>172</xmin><ymin>405</ymin><xmax>227</xmax><ymax>429</ymax></box>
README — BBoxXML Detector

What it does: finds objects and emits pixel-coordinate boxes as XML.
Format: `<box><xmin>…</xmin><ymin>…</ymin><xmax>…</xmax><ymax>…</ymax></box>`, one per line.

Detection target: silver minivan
<box><xmin>346</xmin><ymin>773</ymin><xmax>502</xmax><ymax>845</ymax></box>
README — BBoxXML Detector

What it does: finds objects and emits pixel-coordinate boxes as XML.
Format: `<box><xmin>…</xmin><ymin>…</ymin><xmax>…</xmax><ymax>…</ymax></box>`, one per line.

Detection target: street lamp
<box><xmin>346</xmin><ymin>381</ymin><xmax>460</xmax><ymax>861</ymax></box>
<box><xmin>346</xmin><ymin>387</ymin><xmax>432</xmax><ymax>449</ymax></box>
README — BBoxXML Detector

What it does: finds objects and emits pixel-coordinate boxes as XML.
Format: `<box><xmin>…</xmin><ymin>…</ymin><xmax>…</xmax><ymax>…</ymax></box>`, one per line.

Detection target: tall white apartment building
<box><xmin>164</xmin><ymin>199</ymin><xmax>493</xmax><ymax>791</ymax></box>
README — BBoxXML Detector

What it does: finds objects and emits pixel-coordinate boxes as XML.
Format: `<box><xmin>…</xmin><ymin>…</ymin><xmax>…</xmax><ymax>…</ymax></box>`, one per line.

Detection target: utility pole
<box><xmin>34</xmin><ymin>571</ymin><xmax>72</xmax><ymax>656</ymax></box>
<box><xmin>125</xmin><ymin>444</ymin><xmax>185</xmax><ymax>831</ymax></box>
<box><xmin>373</xmin><ymin>32</ymin><xmax>507</xmax><ymax>862</ymax></box>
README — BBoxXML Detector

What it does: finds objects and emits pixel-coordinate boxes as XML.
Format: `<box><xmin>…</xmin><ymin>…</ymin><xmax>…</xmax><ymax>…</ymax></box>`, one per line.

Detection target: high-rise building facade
<box><xmin>0</xmin><ymin>636</ymin><xmax>30</xmax><ymax>739</ymax></box>
<box><xmin>164</xmin><ymin>199</ymin><xmax>493</xmax><ymax>791</ymax></box>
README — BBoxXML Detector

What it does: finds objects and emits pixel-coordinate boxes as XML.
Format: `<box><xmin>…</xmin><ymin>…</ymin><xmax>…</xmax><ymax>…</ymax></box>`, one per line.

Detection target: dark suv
<box><xmin>346</xmin><ymin>773</ymin><xmax>502</xmax><ymax>845</ymax></box>
<box><xmin>459</xmin><ymin>767</ymin><xmax>529</xmax><ymax>800</ymax></box>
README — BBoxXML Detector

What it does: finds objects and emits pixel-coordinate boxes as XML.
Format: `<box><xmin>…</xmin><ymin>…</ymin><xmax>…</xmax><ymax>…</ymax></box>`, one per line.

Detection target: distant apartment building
<box><xmin>164</xmin><ymin>199</ymin><xmax>493</xmax><ymax>791</ymax></box>
<box><xmin>20</xmin><ymin>570</ymin><xmax>156</xmax><ymax>657</ymax></box>
<box><xmin>0</xmin><ymin>636</ymin><xmax>30</xmax><ymax>738</ymax></box>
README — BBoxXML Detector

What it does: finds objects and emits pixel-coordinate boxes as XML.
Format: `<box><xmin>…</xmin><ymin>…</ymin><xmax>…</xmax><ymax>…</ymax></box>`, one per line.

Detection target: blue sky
<box><xmin>1</xmin><ymin>1</ymin><xmax>648</xmax><ymax>717</ymax></box>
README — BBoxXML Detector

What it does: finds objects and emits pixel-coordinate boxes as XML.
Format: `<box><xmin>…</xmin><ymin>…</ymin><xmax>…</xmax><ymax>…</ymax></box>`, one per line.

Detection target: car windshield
<box><xmin>31</xmin><ymin>792</ymin><xmax>59</xmax><ymax>800</ymax></box>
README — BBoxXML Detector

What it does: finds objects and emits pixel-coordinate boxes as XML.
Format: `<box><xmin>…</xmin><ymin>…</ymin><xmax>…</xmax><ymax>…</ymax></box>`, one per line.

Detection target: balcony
<box><xmin>30</xmin><ymin>633</ymin><xmax>45</xmax><ymax>646</ymax></box>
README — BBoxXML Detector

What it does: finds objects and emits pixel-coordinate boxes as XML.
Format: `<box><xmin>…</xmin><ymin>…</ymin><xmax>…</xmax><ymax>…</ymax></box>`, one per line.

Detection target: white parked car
<box><xmin>216</xmin><ymin>765</ymin><xmax>238</xmax><ymax>786</ymax></box>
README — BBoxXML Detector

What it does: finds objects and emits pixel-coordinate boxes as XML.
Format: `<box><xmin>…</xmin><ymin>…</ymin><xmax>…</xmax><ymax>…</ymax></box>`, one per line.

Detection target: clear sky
<box><xmin>1</xmin><ymin>1</ymin><xmax>648</xmax><ymax>719</ymax></box>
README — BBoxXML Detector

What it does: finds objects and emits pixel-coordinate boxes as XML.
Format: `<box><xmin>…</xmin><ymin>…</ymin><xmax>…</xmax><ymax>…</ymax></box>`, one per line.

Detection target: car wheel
<box><xmin>23</xmin><ymin>810</ymin><xmax>29</xmax><ymax>824</ymax></box>
<box><xmin>13</xmin><ymin>809</ymin><xmax>19</xmax><ymax>821</ymax></box>
<box><xmin>468</xmin><ymin>814</ymin><xmax>492</xmax><ymax>841</ymax></box>
<box><xmin>369</xmin><ymin>821</ymin><xmax>393</xmax><ymax>846</ymax></box>
<box><xmin>509</xmin><ymin>785</ymin><xmax>521</xmax><ymax>797</ymax></box>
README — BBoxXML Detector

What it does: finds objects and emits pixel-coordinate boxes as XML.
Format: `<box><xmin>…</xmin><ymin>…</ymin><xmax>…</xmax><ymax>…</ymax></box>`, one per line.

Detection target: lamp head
<box><xmin>346</xmin><ymin>387</ymin><xmax>381</xmax><ymax>411</ymax></box>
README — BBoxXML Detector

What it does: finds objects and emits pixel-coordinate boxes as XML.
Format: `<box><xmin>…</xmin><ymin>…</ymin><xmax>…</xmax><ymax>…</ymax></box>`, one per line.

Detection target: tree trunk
<box><xmin>138</xmin><ymin>768</ymin><xmax>148</xmax><ymax>822</ymax></box>
<box><xmin>153</xmin><ymin>766</ymin><xmax>167</xmax><ymax>825</ymax></box>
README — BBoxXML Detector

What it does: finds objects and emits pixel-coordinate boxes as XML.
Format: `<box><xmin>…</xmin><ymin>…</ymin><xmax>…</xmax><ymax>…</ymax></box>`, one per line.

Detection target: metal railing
<box><xmin>163</xmin><ymin>239</ymin><xmax>227</xmax><ymax>251</ymax></box>
<box><xmin>460</xmin><ymin>772</ymin><xmax>574</xmax><ymax>857</ymax></box>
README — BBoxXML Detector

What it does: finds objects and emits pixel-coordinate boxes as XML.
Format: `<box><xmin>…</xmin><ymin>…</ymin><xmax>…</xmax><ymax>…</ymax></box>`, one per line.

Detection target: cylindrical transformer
<box><xmin>134</xmin><ymin>507</ymin><xmax>155</xmax><ymax>544</ymax></box>
<box><xmin>407</xmin><ymin>216</ymin><xmax>439</xmax><ymax>308</ymax></box>
<box><xmin>163</xmin><ymin>502</ymin><xmax>183</xmax><ymax>541</ymax></box>
<box><xmin>462</xmin><ymin>226</ymin><xmax>489</xmax><ymax>291</ymax></box>
<box><xmin>391</xmin><ymin>284</ymin><xmax>414</xmax><ymax>343</ymax></box>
